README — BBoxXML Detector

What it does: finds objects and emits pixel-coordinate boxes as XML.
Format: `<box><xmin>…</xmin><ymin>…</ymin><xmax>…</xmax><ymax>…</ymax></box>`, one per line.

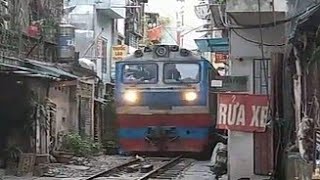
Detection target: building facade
<box><xmin>195</xmin><ymin>0</ymin><xmax>288</xmax><ymax>179</ymax></box>
<box><xmin>124</xmin><ymin>0</ymin><xmax>147</xmax><ymax>50</ymax></box>
<box><xmin>226</xmin><ymin>1</ymin><xmax>286</xmax><ymax>179</ymax></box>
<box><xmin>67</xmin><ymin>0</ymin><xmax>126</xmax><ymax>83</ymax></box>
<box><xmin>0</xmin><ymin>0</ymin><xmax>86</xmax><ymax>169</ymax></box>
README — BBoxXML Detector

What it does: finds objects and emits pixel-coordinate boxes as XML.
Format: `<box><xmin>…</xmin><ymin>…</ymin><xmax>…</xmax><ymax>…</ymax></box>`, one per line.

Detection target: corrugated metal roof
<box><xmin>31</xmin><ymin>63</ymin><xmax>79</xmax><ymax>79</ymax></box>
<box><xmin>0</xmin><ymin>57</ymin><xmax>78</xmax><ymax>80</ymax></box>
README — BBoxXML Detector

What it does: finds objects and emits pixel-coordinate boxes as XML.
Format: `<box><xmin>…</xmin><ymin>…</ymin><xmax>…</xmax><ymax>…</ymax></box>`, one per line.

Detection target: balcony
<box><xmin>226</xmin><ymin>0</ymin><xmax>287</xmax><ymax>13</ymax></box>
<box><xmin>95</xmin><ymin>0</ymin><xmax>126</xmax><ymax>19</ymax></box>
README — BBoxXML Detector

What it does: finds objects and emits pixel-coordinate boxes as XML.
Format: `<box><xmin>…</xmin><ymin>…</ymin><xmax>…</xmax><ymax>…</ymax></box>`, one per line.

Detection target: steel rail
<box><xmin>136</xmin><ymin>155</ymin><xmax>183</xmax><ymax>180</ymax></box>
<box><xmin>82</xmin><ymin>158</ymin><xmax>141</xmax><ymax>180</ymax></box>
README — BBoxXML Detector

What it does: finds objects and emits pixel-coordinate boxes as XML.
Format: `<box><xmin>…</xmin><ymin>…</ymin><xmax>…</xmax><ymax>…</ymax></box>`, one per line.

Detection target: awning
<box><xmin>194</xmin><ymin>38</ymin><xmax>229</xmax><ymax>52</ymax></box>
<box><xmin>0</xmin><ymin>56</ymin><xmax>78</xmax><ymax>80</ymax></box>
<box><xmin>29</xmin><ymin>61</ymin><xmax>79</xmax><ymax>79</ymax></box>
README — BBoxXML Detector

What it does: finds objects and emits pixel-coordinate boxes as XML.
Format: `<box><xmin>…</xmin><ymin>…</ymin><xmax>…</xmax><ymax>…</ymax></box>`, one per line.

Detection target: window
<box><xmin>253</xmin><ymin>58</ymin><xmax>273</xmax><ymax>175</ymax></box>
<box><xmin>163</xmin><ymin>63</ymin><xmax>200</xmax><ymax>83</ymax></box>
<box><xmin>122</xmin><ymin>63</ymin><xmax>158</xmax><ymax>84</ymax></box>
<box><xmin>253</xmin><ymin>58</ymin><xmax>271</xmax><ymax>95</ymax></box>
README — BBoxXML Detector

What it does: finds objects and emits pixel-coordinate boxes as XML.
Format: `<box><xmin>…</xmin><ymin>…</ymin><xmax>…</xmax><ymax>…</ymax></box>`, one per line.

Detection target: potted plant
<box><xmin>4</xmin><ymin>145</ymin><xmax>22</xmax><ymax>175</ymax></box>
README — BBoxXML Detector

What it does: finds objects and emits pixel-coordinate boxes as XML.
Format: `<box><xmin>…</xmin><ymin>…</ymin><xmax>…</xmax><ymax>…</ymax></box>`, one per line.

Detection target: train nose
<box><xmin>145</xmin><ymin>126</ymin><xmax>179</xmax><ymax>148</ymax></box>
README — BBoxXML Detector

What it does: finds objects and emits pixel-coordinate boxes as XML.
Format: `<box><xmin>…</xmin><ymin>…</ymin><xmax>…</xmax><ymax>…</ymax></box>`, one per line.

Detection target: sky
<box><xmin>145</xmin><ymin>0</ymin><xmax>206</xmax><ymax>50</ymax></box>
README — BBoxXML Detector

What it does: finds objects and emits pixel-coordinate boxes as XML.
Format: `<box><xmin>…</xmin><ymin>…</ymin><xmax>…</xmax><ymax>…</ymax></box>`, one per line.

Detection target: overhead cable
<box><xmin>232</xmin><ymin>29</ymin><xmax>286</xmax><ymax>46</ymax></box>
<box><xmin>226</xmin><ymin>2</ymin><xmax>320</xmax><ymax>29</ymax></box>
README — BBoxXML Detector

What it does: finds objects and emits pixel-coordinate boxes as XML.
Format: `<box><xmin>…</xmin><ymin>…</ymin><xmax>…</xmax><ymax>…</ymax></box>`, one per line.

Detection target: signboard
<box><xmin>213</xmin><ymin>52</ymin><xmax>228</xmax><ymax>63</ymax></box>
<box><xmin>112</xmin><ymin>45</ymin><xmax>128</xmax><ymax>61</ymax></box>
<box><xmin>217</xmin><ymin>93</ymin><xmax>269</xmax><ymax>132</ymax></box>
<box><xmin>96</xmin><ymin>38</ymin><xmax>104</xmax><ymax>59</ymax></box>
<box><xmin>194</xmin><ymin>3</ymin><xmax>209</xmax><ymax>20</ymax></box>
<box><xmin>213</xmin><ymin>76</ymin><xmax>248</xmax><ymax>92</ymax></box>
<box><xmin>147</xmin><ymin>26</ymin><xmax>162</xmax><ymax>42</ymax></box>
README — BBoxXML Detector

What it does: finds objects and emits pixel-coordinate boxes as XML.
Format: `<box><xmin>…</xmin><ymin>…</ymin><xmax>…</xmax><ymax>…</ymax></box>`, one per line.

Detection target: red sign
<box><xmin>147</xmin><ymin>25</ymin><xmax>162</xmax><ymax>42</ymax></box>
<box><xmin>214</xmin><ymin>53</ymin><xmax>228</xmax><ymax>63</ymax></box>
<box><xmin>217</xmin><ymin>93</ymin><xmax>269</xmax><ymax>132</ymax></box>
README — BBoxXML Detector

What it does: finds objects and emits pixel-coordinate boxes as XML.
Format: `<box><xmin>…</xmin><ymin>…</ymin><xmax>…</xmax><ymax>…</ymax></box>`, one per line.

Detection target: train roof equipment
<box><xmin>122</xmin><ymin>44</ymin><xmax>204</xmax><ymax>62</ymax></box>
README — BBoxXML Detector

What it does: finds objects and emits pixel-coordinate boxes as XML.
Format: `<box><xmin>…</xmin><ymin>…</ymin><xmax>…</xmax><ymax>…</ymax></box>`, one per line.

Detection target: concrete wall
<box><xmin>28</xmin><ymin>79</ymin><xmax>50</xmax><ymax>154</ymax></box>
<box><xmin>96</xmin><ymin>11</ymin><xmax>115</xmax><ymax>82</ymax></box>
<box><xmin>229</xmin><ymin>14</ymin><xmax>286</xmax><ymax>59</ymax></box>
<box><xmin>228</xmin><ymin>58</ymin><xmax>259</xmax><ymax>179</ymax></box>
<box><xmin>67</xmin><ymin>1</ymin><xmax>122</xmax><ymax>83</ymax></box>
<box><xmin>49</xmin><ymin>86</ymin><xmax>78</xmax><ymax>137</ymax></box>
<box><xmin>226</xmin><ymin>0</ymin><xmax>287</xmax><ymax>12</ymax></box>
<box><xmin>227</xmin><ymin>12</ymin><xmax>285</xmax><ymax>180</ymax></box>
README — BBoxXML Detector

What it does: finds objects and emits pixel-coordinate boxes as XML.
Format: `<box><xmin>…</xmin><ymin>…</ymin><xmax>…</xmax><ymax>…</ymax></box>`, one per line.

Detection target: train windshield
<box><xmin>164</xmin><ymin>63</ymin><xmax>200</xmax><ymax>83</ymax></box>
<box><xmin>122</xmin><ymin>63</ymin><xmax>158</xmax><ymax>84</ymax></box>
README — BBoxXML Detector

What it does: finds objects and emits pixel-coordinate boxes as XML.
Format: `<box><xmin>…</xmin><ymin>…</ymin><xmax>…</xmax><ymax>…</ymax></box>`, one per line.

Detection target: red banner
<box><xmin>217</xmin><ymin>93</ymin><xmax>269</xmax><ymax>132</ymax></box>
<box><xmin>147</xmin><ymin>25</ymin><xmax>162</xmax><ymax>42</ymax></box>
<box><xmin>214</xmin><ymin>53</ymin><xmax>228</xmax><ymax>63</ymax></box>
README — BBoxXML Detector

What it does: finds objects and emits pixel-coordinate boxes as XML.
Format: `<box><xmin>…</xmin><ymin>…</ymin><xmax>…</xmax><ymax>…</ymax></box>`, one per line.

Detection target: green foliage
<box><xmin>24</xmin><ymin>91</ymin><xmax>51</xmax><ymax>138</ymax></box>
<box><xmin>61</xmin><ymin>132</ymin><xmax>102</xmax><ymax>157</ymax></box>
<box><xmin>4</xmin><ymin>145</ymin><xmax>22</xmax><ymax>162</ymax></box>
<box><xmin>159</xmin><ymin>17</ymin><xmax>171</xmax><ymax>26</ymax></box>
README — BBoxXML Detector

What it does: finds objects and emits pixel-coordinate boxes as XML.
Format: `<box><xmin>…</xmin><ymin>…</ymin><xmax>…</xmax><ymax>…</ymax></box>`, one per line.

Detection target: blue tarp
<box><xmin>194</xmin><ymin>38</ymin><xmax>229</xmax><ymax>52</ymax></box>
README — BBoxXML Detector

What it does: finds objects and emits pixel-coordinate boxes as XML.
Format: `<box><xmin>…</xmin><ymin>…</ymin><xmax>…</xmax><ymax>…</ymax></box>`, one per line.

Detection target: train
<box><xmin>115</xmin><ymin>44</ymin><xmax>222</xmax><ymax>156</ymax></box>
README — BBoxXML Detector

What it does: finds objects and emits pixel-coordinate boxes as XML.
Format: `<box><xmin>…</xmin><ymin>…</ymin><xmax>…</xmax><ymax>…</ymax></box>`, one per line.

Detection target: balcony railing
<box><xmin>0</xmin><ymin>28</ymin><xmax>57</xmax><ymax>62</ymax></box>
<box><xmin>95</xmin><ymin>0</ymin><xmax>126</xmax><ymax>18</ymax></box>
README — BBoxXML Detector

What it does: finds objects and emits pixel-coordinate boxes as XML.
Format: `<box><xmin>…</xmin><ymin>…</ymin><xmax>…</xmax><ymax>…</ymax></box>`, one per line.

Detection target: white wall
<box><xmin>228</xmin><ymin>131</ymin><xmax>254</xmax><ymax>179</ymax></box>
<box><xmin>228</xmin><ymin>57</ymin><xmax>254</xmax><ymax>179</ymax></box>
<box><xmin>117</xmin><ymin>18</ymin><xmax>125</xmax><ymax>36</ymax></box>
<box><xmin>229</xmin><ymin>14</ymin><xmax>286</xmax><ymax>59</ymax></box>
<box><xmin>228</xmin><ymin>12</ymin><xmax>285</xmax><ymax>180</ymax></box>
<box><xmin>49</xmin><ymin>86</ymin><xmax>78</xmax><ymax>139</ymax></box>
<box><xmin>226</xmin><ymin>0</ymin><xmax>287</xmax><ymax>12</ymax></box>
<box><xmin>229</xmin><ymin>58</ymin><xmax>253</xmax><ymax>91</ymax></box>
<box><xmin>96</xmin><ymin>13</ymin><xmax>113</xmax><ymax>82</ymax></box>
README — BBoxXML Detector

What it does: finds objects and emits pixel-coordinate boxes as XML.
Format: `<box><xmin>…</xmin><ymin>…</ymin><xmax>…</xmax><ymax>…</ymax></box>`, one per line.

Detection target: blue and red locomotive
<box><xmin>115</xmin><ymin>45</ymin><xmax>220</xmax><ymax>155</ymax></box>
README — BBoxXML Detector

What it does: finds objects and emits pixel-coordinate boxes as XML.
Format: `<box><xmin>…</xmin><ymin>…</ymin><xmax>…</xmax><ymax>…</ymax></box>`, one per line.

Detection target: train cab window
<box><xmin>122</xmin><ymin>63</ymin><xmax>158</xmax><ymax>84</ymax></box>
<box><xmin>164</xmin><ymin>63</ymin><xmax>200</xmax><ymax>83</ymax></box>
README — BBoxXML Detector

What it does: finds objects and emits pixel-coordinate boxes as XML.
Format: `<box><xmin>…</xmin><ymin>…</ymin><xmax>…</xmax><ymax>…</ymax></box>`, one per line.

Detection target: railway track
<box><xmin>137</xmin><ymin>155</ymin><xmax>193</xmax><ymax>180</ymax></box>
<box><xmin>82</xmin><ymin>155</ymin><xmax>193</xmax><ymax>180</ymax></box>
<box><xmin>83</xmin><ymin>158</ymin><xmax>141</xmax><ymax>180</ymax></box>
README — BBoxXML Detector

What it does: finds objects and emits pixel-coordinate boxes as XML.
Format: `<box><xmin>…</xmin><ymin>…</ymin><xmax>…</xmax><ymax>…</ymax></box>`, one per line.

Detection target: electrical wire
<box><xmin>226</xmin><ymin>2</ymin><xmax>320</xmax><ymax>29</ymax></box>
<box><xmin>163</xmin><ymin>26</ymin><xmax>179</xmax><ymax>45</ymax></box>
<box><xmin>258</xmin><ymin>0</ymin><xmax>269</xmax><ymax>102</ymax></box>
<box><xmin>231</xmin><ymin>29</ymin><xmax>286</xmax><ymax>46</ymax></box>
<box><xmin>256</xmin><ymin>0</ymin><xmax>279</xmax><ymax>178</ymax></box>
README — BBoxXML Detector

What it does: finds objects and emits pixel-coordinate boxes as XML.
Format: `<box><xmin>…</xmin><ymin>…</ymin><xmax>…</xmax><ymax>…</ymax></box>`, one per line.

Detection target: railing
<box><xmin>0</xmin><ymin>27</ymin><xmax>57</xmax><ymax>62</ymax></box>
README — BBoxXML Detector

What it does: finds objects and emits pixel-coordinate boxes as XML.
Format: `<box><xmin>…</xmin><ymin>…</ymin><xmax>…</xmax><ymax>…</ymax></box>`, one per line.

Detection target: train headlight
<box><xmin>124</xmin><ymin>90</ymin><xmax>139</xmax><ymax>103</ymax></box>
<box><xmin>184</xmin><ymin>92</ymin><xmax>198</xmax><ymax>102</ymax></box>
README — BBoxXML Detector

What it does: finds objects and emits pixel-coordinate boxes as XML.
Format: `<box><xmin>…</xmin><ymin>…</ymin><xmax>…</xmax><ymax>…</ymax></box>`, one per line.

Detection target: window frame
<box><xmin>163</xmin><ymin>62</ymin><xmax>201</xmax><ymax>84</ymax></box>
<box><xmin>121</xmin><ymin>62</ymin><xmax>159</xmax><ymax>84</ymax></box>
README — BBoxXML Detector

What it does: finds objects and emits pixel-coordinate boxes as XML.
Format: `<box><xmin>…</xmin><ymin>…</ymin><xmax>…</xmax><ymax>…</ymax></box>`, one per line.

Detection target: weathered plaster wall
<box><xmin>49</xmin><ymin>85</ymin><xmax>78</xmax><ymax>137</ymax></box>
